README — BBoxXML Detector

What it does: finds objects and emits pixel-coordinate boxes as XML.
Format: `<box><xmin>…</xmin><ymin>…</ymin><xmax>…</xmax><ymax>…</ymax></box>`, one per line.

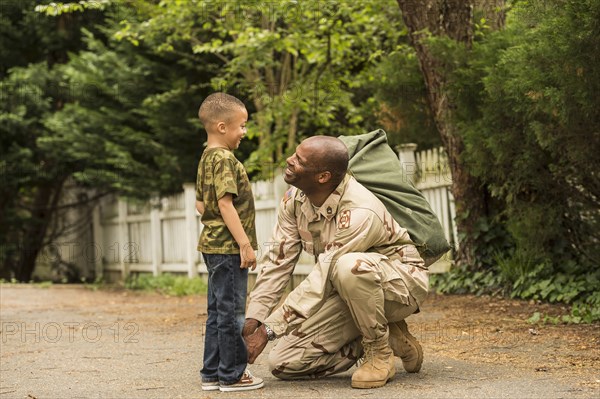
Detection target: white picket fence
<box><xmin>412</xmin><ymin>146</ymin><xmax>457</xmax><ymax>249</ymax></box>
<box><xmin>92</xmin><ymin>145</ymin><xmax>456</xmax><ymax>281</ymax></box>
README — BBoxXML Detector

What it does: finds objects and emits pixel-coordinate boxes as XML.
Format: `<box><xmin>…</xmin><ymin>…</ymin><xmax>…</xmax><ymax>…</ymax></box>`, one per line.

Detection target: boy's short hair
<box><xmin>198</xmin><ymin>92</ymin><xmax>245</xmax><ymax>126</ymax></box>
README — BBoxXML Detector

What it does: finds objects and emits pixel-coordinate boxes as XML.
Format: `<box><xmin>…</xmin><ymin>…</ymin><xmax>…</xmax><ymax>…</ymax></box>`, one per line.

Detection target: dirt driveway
<box><xmin>1</xmin><ymin>284</ymin><xmax>598</xmax><ymax>398</ymax></box>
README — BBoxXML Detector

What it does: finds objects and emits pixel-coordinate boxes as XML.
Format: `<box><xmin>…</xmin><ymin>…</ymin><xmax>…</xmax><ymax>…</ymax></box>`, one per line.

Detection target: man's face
<box><xmin>283</xmin><ymin>142</ymin><xmax>319</xmax><ymax>190</ymax></box>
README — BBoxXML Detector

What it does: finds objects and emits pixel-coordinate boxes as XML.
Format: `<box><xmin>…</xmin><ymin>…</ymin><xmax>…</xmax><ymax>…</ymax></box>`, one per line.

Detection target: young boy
<box><xmin>195</xmin><ymin>93</ymin><xmax>263</xmax><ymax>392</ymax></box>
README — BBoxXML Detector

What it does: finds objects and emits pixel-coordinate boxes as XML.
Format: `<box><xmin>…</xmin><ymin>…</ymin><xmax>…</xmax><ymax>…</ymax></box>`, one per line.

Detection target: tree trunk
<box><xmin>396</xmin><ymin>0</ymin><xmax>504</xmax><ymax>267</ymax></box>
<box><xmin>287</xmin><ymin>108</ymin><xmax>299</xmax><ymax>151</ymax></box>
<box><xmin>14</xmin><ymin>180</ymin><xmax>65</xmax><ymax>281</ymax></box>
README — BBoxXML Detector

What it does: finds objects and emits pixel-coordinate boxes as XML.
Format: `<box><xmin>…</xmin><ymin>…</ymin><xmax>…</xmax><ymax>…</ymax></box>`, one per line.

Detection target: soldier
<box><xmin>243</xmin><ymin>136</ymin><xmax>428</xmax><ymax>389</ymax></box>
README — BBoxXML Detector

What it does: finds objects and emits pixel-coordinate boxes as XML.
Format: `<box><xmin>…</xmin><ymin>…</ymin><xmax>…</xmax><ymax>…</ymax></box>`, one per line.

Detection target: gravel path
<box><xmin>1</xmin><ymin>284</ymin><xmax>598</xmax><ymax>398</ymax></box>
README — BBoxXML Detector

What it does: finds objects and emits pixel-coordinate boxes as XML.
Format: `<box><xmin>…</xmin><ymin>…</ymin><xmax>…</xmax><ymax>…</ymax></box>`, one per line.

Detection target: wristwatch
<box><xmin>264</xmin><ymin>324</ymin><xmax>277</xmax><ymax>341</ymax></box>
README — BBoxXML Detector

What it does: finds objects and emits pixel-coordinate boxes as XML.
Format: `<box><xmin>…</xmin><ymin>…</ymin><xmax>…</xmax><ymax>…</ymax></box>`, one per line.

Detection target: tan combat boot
<box><xmin>351</xmin><ymin>335</ymin><xmax>396</xmax><ymax>389</ymax></box>
<box><xmin>388</xmin><ymin>319</ymin><xmax>423</xmax><ymax>373</ymax></box>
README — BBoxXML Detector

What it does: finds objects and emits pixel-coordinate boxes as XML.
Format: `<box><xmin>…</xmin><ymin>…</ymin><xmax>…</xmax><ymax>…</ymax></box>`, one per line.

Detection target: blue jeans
<box><xmin>200</xmin><ymin>253</ymin><xmax>248</xmax><ymax>385</ymax></box>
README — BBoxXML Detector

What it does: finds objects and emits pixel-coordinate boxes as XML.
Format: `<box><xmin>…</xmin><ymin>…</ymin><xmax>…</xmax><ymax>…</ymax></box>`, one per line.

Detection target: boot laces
<box><xmin>355</xmin><ymin>341</ymin><xmax>375</xmax><ymax>368</ymax></box>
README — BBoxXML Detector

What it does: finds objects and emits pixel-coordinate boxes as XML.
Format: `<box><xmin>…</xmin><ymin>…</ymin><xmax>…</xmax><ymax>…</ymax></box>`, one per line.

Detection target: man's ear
<box><xmin>317</xmin><ymin>171</ymin><xmax>332</xmax><ymax>184</ymax></box>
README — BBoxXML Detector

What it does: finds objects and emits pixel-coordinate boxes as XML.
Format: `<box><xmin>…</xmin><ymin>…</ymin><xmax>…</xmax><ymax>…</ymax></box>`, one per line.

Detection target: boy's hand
<box><xmin>240</xmin><ymin>244</ymin><xmax>257</xmax><ymax>270</ymax></box>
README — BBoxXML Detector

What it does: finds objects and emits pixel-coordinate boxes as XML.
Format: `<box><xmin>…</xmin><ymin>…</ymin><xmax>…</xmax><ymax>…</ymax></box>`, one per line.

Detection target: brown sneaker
<box><xmin>351</xmin><ymin>334</ymin><xmax>396</xmax><ymax>389</ymax></box>
<box><xmin>219</xmin><ymin>369</ymin><xmax>264</xmax><ymax>392</ymax></box>
<box><xmin>388</xmin><ymin>319</ymin><xmax>423</xmax><ymax>373</ymax></box>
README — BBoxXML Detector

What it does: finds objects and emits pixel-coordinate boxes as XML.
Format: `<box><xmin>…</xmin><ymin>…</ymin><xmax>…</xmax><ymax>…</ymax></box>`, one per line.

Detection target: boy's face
<box><xmin>222</xmin><ymin>107</ymin><xmax>248</xmax><ymax>150</ymax></box>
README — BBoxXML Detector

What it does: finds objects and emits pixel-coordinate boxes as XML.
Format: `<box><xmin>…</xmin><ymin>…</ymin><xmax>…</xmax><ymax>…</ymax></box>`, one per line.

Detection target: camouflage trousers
<box><xmin>267</xmin><ymin>252</ymin><xmax>421</xmax><ymax>380</ymax></box>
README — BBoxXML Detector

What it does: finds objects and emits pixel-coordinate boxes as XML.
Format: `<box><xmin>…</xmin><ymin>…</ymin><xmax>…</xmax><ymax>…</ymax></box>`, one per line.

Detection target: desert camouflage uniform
<box><xmin>196</xmin><ymin>148</ymin><xmax>257</xmax><ymax>253</ymax></box>
<box><xmin>247</xmin><ymin>174</ymin><xmax>428</xmax><ymax>379</ymax></box>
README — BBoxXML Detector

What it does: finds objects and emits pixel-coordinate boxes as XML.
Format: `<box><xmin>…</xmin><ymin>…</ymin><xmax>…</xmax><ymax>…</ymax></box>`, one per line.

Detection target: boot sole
<box><xmin>351</xmin><ymin>375</ymin><xmax>393</xmax><ymax>389</ymax></box>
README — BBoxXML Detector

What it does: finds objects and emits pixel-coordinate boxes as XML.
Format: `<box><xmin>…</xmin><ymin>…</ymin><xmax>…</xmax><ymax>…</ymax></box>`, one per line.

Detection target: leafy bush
<box><xmin>125</xmin><ymin>273</ymin><xmax>207</xmax><ymax>296</ymax></box>
<box><xmin>431</xmin><ymin>0</ymin><xmax>599</xmax><ymax>323</ymax></box>
<box><xmin>432</xmin><ymin>257</ymin><xmax>600</xmax><ymax>323</ymax></box>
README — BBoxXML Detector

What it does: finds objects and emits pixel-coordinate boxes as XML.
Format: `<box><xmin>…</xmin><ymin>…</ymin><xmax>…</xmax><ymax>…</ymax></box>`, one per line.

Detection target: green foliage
<box><xmin>457</xmin><ymin>0</ymin><xmax>599</xmax><ymax>268</ymax></box>
<box><xmin>125</xmin><ymin>273</ymin><xmax>208</xmax><ymax>296</ymax></box>
<box><xmin>41</xmin><ymin>29</ymin><xmax>185</xmax><ymax>198</ymax></box>
<box><xmin>0</xmin><ymin>0</ymin><xmax>106</xmax><ymax>76</ymax></box>
<box><xmin>456</xmin><ymin>211</ymin><xmax>513</xmax><ymax>270</ymax></box>
<box><xmin>35</xmin><ymin>280</ymin><xmax>54</xmax><ymax>288</ymax></box>
<box><xmin>0</xmin><ymin>278</ymin><xmax>54</xmax><ymax>288</ymax></box>
<box><xmin>40</xmin><ymin>3</ymin><xmax>214</xmax><ymax>191</ymax></box>
<box><xmin>528</xmin><ymin>294</ymin><xmax>600</xmax><ymax>325</ymax></box>
<box><xmin>494</xmin><ymin>249</ymin><xmax>541</xmax><ymax>287</ymax></box>
<box><xmin>0</xmin><ymin>1</ymin><xmax>211</xmax><ymax>280</ymax></box>
<box><xmin>366</xmin><ymin>48</ymin><xmax>442</xmax><ymax>150</ymax></box>
<box><xmin>2</xmin><ymin>0</ymin><xmax>597</xmax><ymax>316</ymax></box>
<box><xmin>0</xmin><ymin>1</ymin><xmax>107</xmax><ymax>279</ymax></box>
<box><xmin>117</xmin><ymin>0</ymin><xmax>409</xmax><ymax>177</ymax></box>
<box><xmin>430</xmin><ymin>0</ymin><xmax>599</xmax><ymax>323</ymax></box>
<box><xmin>433</xmin><ymin>264</ymin><xmax>600</xmax><ymax>323</ymax></box>
<box><xmin>433</xmin><ymin>249</ymin><xmax>600</xmax><ymax>323</ymax></box>
<box><xmin>35</xmin><ymin>1</ymin><xmax>110</xmax><ymax>16</ymax></box>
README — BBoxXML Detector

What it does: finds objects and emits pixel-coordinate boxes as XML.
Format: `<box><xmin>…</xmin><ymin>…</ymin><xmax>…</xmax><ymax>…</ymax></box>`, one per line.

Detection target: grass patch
<box><xmin>0</xmin><ymin>279</ymin><xmax>53</xmax><ymax>288</ymax></box>
<box><xmin>124</xmin><ymin>273</ymin><xmax>207</xmax><ymax>296</ymax></box>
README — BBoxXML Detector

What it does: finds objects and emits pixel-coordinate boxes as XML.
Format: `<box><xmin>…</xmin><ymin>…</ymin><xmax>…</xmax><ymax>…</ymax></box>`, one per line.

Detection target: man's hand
<box><xmin>245</xmin><ymin>325</ymin><xmax>269</xmax><ymax>364</ymax></box>
<box><xmin>242</xmin><ymin>318</ymin><xmax>260</xmax><ymax>338</ymax></box>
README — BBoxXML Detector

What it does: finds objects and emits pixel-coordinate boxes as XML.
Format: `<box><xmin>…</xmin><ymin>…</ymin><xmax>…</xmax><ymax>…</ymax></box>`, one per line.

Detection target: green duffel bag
<box><xmin>338</xmin><ymin>129</ymin><xmax>452</xmax><ymax>266</ymax></box>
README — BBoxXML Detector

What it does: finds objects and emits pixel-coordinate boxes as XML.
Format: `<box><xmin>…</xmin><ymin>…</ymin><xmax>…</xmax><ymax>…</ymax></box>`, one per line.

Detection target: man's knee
<box><xmin>331</xmin><ymin>253</ymin><xmax>381</xmax><ymax>286</ymax></box>
<box><xmin>332</xmin><ymin>253</ymin><xmax>361</xmax><ymax>283</ymax></box>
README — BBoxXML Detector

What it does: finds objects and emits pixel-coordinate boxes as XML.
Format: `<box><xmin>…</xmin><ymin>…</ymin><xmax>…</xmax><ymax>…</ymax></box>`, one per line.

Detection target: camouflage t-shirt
<box><xmin>196</xmin><ymin>148</ymin><xmax>258</xmax><ymax>254</ymax></box>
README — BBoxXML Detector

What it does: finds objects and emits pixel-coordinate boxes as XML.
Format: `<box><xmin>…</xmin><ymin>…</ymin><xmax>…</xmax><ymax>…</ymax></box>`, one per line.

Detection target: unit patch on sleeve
<box><xmin>338</xmin><ymin>210</ymin><xmax>351</xmax><ymax>229</ymax></box>
<box><xmin>283</xmin><ymin>187</ymin><xmax>293</xmax><ymax>203</ymax></box>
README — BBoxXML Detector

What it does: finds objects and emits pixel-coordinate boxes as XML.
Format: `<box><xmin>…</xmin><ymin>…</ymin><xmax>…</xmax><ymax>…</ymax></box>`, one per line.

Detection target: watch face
<box><xmin>265</xmin><ymin>325</ymin><xmax>276</xmax><ymax>341</ymax></box>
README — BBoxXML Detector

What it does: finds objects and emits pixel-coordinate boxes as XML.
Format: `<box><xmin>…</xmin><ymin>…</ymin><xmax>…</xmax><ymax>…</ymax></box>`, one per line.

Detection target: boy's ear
<box><xmin>216</xmin><ymin>121</ymin><xmax>226</xmax><ymax>134</ymax></box>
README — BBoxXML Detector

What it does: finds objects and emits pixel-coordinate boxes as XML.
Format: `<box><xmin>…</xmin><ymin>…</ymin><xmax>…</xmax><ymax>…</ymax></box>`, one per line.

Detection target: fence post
<box><xmin>150</xmin><ymin>198</ymin><xmax>162</xmax><ymax>277</ymax></box>
<box><xmin>92</xmin><ymin>204</ymin><xmax>103</xmax><ymax>280</ymax></box>
<box><xmin>184</xmin><ymin>184</ymin><xmax>198</xmax><ymax>278</ymax></box>
<box><xmin>397</xmin><ymin>143</ymin><xmax>418</xmax><ymax>183</ymax></box>
<box><xmin>117</xmin><ymin>199</ymin><xmax>129</xmax><ymax>279</ymax></box>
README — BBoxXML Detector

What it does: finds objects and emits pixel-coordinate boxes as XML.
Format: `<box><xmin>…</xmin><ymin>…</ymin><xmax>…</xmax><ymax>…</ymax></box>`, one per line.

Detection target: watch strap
<box><xmin>264</xmin><ymin>324</ymin><xmax>276</xmax><ymax>341</ymax></box>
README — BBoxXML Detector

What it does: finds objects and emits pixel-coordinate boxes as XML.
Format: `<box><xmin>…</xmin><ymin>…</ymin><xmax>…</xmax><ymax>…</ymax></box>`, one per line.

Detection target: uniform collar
<box><xmin>298</xmin><ymin>174</ymin><xmax>351</xmax><ymax>221</ymax></box>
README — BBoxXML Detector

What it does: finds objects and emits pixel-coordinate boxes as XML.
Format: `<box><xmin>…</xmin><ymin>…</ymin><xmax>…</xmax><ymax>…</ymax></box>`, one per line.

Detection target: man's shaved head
<box><xmin>302</xmin><ymin>136</ymin><xmax>349</xmax><ymax>186</ymax></box>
